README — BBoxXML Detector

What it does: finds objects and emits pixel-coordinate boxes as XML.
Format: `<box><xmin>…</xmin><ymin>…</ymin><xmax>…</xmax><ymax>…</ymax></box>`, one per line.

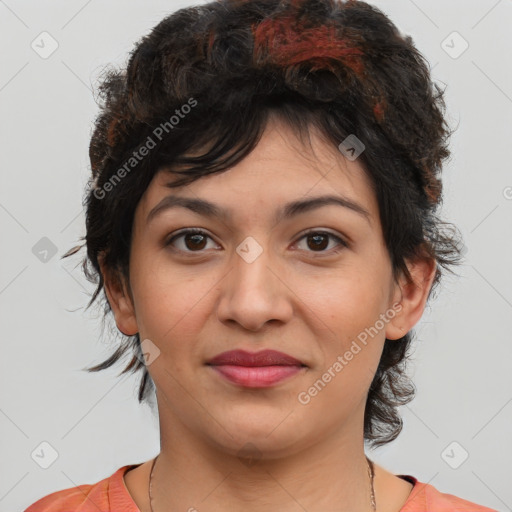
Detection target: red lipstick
<box><xmin>206</xmin><ymin>349</ymin><xmax>306</xmax><ymax>388</ymax></box>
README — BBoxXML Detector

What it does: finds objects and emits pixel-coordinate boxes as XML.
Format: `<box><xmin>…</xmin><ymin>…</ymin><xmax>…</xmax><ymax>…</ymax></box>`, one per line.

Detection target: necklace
<box><xmin>148</xmin><ymin>454</ymin><xmax>376</xmax><ymax>512</ymax></box>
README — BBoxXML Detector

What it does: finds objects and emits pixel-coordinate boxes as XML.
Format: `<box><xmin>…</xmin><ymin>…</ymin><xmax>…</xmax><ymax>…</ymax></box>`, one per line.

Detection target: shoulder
<box><xmin>399</xmin><ymin>475</ymin><xmax>498</xmax><ymax>512</ymax></box>
<box><xmin>23</xmin><ymin>465</ymin><xmax>138</xmax><ymax>512</ymax></box>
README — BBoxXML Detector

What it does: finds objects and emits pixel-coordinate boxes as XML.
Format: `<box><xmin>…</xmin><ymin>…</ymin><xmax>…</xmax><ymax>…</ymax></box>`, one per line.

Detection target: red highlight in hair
<box><xmin>373</xmin><ymin>99</ymin><xmax>386</xmax><ymax>122</ymax></box>
<box><xmin>252</xmin><ymin>16</ymin><xmax>365</xmax><ymax>77</ymax></box>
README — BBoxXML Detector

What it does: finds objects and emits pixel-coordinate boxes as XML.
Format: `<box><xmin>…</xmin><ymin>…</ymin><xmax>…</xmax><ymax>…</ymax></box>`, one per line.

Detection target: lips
<box><xmin>206</xmin><ymin>349</ymin><xmax>305</xmax><ymax>367</ymax></box>
<box><xmin>206</xmin><ymin>349</ymin><xmax>307</xmax><ymax>388</ymax></box>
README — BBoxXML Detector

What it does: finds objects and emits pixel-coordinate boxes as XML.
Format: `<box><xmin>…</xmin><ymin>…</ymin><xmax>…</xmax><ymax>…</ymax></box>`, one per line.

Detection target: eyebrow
<box><xmin>146</xmin><ymin>187</ymin><xmax>371</xmax><ymax>227</ymax></box>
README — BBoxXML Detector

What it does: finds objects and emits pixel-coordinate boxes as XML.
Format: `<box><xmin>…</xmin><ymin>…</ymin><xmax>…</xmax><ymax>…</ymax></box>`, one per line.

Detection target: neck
<box><xmin>150</xmin><ymin>406</ymin><xmax>376</xmax><ymax>512</ymax></box>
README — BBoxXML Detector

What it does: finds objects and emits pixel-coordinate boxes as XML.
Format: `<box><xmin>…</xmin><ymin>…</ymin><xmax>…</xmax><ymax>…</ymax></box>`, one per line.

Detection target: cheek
<box><xmin>131</xmin><ymin>258</ymin><xmax>217</xmax><ymax>345</ymax></box>
<box><xmin>303</xmin><ymin>265</ymin><xmax>389</xmax><ymax>332</ymax></box>
<box><xmin>298</xmin><ymin>264</ymin><xmax>389</xmax><ymax>387</ymax></box>
<box><xmin>300</xmin><ymin>275</ymin><xmax>386</xmax><ymax>411</ymax></box>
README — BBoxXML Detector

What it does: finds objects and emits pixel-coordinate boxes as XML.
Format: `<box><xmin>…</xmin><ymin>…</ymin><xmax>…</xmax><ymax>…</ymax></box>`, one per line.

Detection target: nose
<box><xmin>215</xmin><ymin>242</ymin><xmax>294</xmax><ymax>332</ymax></box>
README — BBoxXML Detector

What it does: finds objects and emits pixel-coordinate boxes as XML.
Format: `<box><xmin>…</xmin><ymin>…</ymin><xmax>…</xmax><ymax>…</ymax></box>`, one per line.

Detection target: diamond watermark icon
<box><xmin>32</xmin><ymin>237</ymin><xmax>58</xmax><ymax>263</ymax></box>
<box><xmin>441</xmin><ymin>31</ymin><xmax>469</xmax><ymax>59</ymax></box>
<box><xmin>31</xmin><ymin>31</ymin><xmax>59</xmax><ymax>59</ymax></box>
<box><xmin>338</xmin><ymin>134</ymin><xmax>365</xmax><ymax>161</ymax></box>
<box><xmin>31</xmin><ymin>441</ymin><xmax>59</xmax><ymax>469</ymax></box>
<box><xmin>237</xmin><ymin>442</ymin><xmax>263</xmax><ymax>468</ymax></box>
<box><xmin>134</xmin><ymin>338</ymin><xmax>161</xmax><ymax>366</ymax></box>
<box><xmin>441</xmin><ymin>441</ymin><xmax>469</xmax><ymax>469</ymax></box>
<box><xmin>236</xmin><ymin>236</ymin><xmax>263</xmax><ymax>264</ymax></box>
<box><xmin>455</xmin><ymin>238</ymin><xmax>468</xmax><ymax>258</ymax></box>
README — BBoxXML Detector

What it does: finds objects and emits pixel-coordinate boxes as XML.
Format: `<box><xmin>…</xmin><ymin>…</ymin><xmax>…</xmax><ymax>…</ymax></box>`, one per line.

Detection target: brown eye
<box><xmin>165</xmin><ymin>229</ymin><xmax>217</xmax><ymax>252</ymax></box>
<box><xmin>306</xmin><ymin>233</ymin><xmax>329</xmax><ymax>251</ymax></box>
<box><xmin>296</xmin><ymin>230</ymin><xmax>348</xmax><ymax>255</ymax></box>
<box><xmin>184</xmin><ymin>232</ymin><xmax>207</xmax><ymax>250</ymax></box>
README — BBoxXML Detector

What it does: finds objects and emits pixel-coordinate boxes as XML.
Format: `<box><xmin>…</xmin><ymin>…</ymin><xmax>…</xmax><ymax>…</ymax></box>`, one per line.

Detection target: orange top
<box><xmin>24</xmin><ymin>464</ymin><xmax>497</xmax><ymax>512</ymax></box>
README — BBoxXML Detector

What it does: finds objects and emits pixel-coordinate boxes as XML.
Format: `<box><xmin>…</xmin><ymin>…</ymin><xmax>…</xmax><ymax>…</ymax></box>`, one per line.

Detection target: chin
<box><xmin>202</xmin><ymin>415</ymin><xmax>312</xmax><ymax>461</ymax></box>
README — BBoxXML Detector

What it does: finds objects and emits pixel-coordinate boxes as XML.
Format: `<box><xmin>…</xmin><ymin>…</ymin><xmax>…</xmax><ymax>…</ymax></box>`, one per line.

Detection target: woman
<box><xmin>25</xmin><ymin>0</ymin><xmax>496</xmax><ymax>510</ymax></box>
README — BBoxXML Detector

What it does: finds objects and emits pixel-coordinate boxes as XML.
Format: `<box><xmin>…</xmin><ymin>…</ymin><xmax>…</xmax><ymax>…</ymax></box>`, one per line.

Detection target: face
<box><xmin>103</xmin><ymin>116</ymin><xmax>433</xmax><ymax>460</ymax></box>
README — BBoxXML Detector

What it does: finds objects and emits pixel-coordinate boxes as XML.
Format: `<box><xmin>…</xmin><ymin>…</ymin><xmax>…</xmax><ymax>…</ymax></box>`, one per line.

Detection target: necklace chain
<box><xmin>149</xmin><ymin>454</ymin><xmax>376</xmax><ymax>512</ymax></box>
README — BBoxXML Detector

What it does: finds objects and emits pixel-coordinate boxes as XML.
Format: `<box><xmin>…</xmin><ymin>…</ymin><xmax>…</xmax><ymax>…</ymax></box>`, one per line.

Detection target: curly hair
<box><xmin>62</xmin><ymin>0</ymin><xmax>463</xmax><ymax>448</ymax></box>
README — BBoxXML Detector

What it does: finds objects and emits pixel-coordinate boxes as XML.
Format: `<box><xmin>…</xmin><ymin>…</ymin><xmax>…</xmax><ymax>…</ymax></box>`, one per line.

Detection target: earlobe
<box><xmin>385</xmin><ymin>257</ymin><xmax>437</xmax><ymax>341</ymax></box>
<box><xmin>99</xmin><ymin>255</ymin><xmax>138</xmax><ymax>336</ymax></box>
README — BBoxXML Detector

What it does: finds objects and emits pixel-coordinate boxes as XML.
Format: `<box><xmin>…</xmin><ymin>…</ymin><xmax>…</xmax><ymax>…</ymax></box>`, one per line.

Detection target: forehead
<box><xmin>136</xmin><ymin>117</ymin><xmax>378</xmax><ymax>226</ymax></box>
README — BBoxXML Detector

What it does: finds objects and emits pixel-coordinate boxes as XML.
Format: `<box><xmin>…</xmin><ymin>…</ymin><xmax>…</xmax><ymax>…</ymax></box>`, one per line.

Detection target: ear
<box><xmin>385</xmin><ymin>256</ymin><xmax>437</xmax><ymax>341</ymax></box>
<box><xmin>98</xmin><ymin>253</ymin><xmax>138</xmax><ymax>336</ymax></box>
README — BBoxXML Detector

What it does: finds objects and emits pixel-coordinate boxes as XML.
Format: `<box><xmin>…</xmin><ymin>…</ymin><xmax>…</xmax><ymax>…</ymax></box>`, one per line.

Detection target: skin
<box><xmin>101</xmin><ymin>115</ymin><xmax>436</xmax><ymax>512</ymax></box>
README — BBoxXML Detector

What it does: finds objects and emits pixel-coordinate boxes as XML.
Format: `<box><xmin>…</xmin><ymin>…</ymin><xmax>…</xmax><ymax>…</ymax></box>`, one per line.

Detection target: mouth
<box><xmin>206</xmin><ymin>349</ymin><xmax>307</xmax><ymax>388</ymax></box>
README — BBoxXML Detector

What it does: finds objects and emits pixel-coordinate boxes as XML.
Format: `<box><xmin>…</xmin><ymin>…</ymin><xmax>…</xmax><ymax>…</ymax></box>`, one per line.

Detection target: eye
<box><xmin>294</xmin><ymin>230</ymin><xmax>348</xmax><ymax>256</ymax></box>
<box><xmin>165</xmin><ymin>228</ymin><xmax>218</xmax><ymax>253</ymax></box>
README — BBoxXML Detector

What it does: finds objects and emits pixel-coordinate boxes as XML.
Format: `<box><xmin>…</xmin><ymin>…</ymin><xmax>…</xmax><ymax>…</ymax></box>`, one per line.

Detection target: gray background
<box><xmin>1</xmin><ymin>1</ymin><xmax>511</xmax><ymax>511</ymax></box>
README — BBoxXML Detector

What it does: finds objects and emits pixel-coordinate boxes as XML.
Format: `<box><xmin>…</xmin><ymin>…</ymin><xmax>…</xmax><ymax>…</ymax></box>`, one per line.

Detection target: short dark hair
<box><xmin>63</xmin><ymin>0</ymin><xmax>463</xmax><ymax>448</ymax></box>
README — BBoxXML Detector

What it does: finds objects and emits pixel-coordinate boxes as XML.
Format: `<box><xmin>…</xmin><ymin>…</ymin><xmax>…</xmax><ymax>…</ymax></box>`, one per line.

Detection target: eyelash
<box><xmin>164</xmin><ymin>228</ymin><xmax>349</xmax><ymax>257</ymax></box>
